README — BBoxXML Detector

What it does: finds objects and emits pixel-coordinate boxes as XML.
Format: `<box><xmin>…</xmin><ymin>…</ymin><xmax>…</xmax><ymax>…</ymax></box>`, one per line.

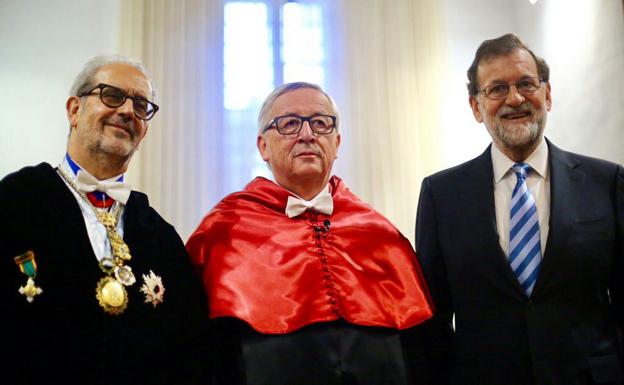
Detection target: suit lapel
<box><xmin>122</xmin><ymin>192</ymin><xmax>158</xmax><ymax>263</ymax></box>
<box><xmin>533</xmin><ymin>139</ymin><xmax>584</xmax><ymax>295</ymax></box>
<box><xmin>462</xmin><ymin>146</ymin><xmax>499</xmax><ymax>239</ymax></box>
<box><xmin>44</xmin><ymin>164</ymin><xmax>103</xmax><ymax>267</ymax></box>
<box><xmin>461</xmin><ymin>147</ymin><xmax>531</xmax><ymax>296</ymax></box>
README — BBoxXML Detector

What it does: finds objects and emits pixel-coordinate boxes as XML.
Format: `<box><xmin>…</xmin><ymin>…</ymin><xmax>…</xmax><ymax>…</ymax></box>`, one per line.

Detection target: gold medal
<box><xmin>14</xmin><ymin>250</ymin><xmax>43</xmax><ymax>303</ymax></box>
<box><xmin>96</xmin><ymin>276</ymin><xmax>128</xmax><ymax>315</ymax></box>
<box><xmin>19</xmin><ymin>277</ymin><xmax>43</xmax><ymax>303</ymax></box>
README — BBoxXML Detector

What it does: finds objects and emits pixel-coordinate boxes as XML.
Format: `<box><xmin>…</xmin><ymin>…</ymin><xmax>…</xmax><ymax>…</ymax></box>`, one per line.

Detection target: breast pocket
<box><xmin>566</xmin><ymin>218</ymin><xmax>614</xmax><ymax>275</ymax></box>
<box><xmin>569</xmin><ymin>218</ymin><xmax>611</xmax><ymax>243</ymax></box>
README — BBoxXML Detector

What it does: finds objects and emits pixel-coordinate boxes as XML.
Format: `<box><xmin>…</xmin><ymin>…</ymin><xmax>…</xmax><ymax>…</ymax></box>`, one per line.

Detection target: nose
<box><xmin>116</xmin><ymin>98</ymin><xmax>135</xmax><ymax>120</ymax></box>
<box><xmin>297</xmin><ymin>120</ymin><xmax>316</xmax><ymax>143</ymax></box>
<box><xmin>505</xmin><ymin>84</ymin><xmax>526</xmax><ymax>106</ymax></box>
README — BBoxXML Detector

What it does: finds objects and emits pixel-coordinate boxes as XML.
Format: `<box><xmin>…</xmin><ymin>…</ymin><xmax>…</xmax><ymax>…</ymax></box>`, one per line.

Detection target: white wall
<box><xmin>2</xmin><ymin>0</ymin><xmax>623</xmax><ymax>242</ymax></box>
<box><xmin>542</xmin><ymin>0</ymin><xmax>624</xmax><ymax>161</ymax></box>
<box><xmin>440</xmin><ymin>0</ymin><xmax>624</xmax><ymax>169</ymax></box>
<box><xmin>0</xmin><ymin>0</ymin><xmax>122</xmax><ymax>177</ymax></box>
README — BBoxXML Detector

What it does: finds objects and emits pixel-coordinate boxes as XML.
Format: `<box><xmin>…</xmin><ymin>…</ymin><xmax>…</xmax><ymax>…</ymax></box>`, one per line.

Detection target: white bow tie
<box><xmin>75</xmin><ymin>170</ymin><xmax>131</xmax><ymax>204</ymax></box>
<box><xmin>285</xmin><ymin>190</ymin><xmax>333</xmax><ymax>218</ymax></box>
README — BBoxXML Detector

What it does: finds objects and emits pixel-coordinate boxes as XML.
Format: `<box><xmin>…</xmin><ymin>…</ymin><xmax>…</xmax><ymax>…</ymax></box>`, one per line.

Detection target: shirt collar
<box><xmin>64</xmin><ymin>153</ymin><xmax>124</xmax><ymax>182</ymax></box>
<box><xmin>491</xmin><ymin>136</ymin><xmax>549</xmax><ymax>184</ymax></box>
<box><xmin>288</xmin><ymin>184</ymin><xmax>331</xmax><ymax>202</ymax></box>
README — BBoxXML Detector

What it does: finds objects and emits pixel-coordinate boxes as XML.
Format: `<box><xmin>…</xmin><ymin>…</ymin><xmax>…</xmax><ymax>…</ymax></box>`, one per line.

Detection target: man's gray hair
<box><xmin>466</xmin><ymin>33</ymin><xmax>549</xmax><ymax>96</ymax></box>
<box><xmin>257</xmin><ymin>82</ymin><xmax>340</xmax><ymax>136</ymax></box>
<box><xmin>69</xmin><ymin>54</ymin><xmax>156</xmax><ymax>100</ymax></box>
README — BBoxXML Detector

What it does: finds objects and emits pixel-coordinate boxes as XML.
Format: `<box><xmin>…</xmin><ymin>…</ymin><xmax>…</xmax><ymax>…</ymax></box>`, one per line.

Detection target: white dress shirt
<box><xmin>58</xmin><ymin>157</ymin><xmax>126</xmax><ymax>263</ymax></box>
<box><xmin>492</xmin><ymin>137</ymin><xmax>550</xmax><ymax>257</ymax></box>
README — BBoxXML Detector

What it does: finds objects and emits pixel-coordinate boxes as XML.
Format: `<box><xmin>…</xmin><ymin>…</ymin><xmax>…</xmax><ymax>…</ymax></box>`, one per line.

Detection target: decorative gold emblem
<box><xmin>96</xmin><ymin>211</ymin><xmax>117</xmax><ymax>228</ymax></box>
<box><xmin>140</xmin><ymin>270</ymin><xmax>165</xmax><ymax>307</ymax></box>
<box><xmin>115</xmin><ymin>265</ymin><xmax>136</xmax><ymax>286</ymax></box>
<box><xmin>108</xmin><ymin>231</ymin><xmax>132</xmax><ymax>261</ymax></box>
<box><xmin>14</xmin><ymin>250</ymin><xmax>42</xmax><ymax>303</ymax></box>
<box><xmin>19</xmin><ymin>277</ymin><xmax>43</xmax><ymax>303</ymax></box>
<box><xmin>99</xmin><ymin>257</ymin><xmax>115</xmax><ymax>274</ymax></box>
<box><xmin>96</xmin><ymin>276</ymin><xmax>128</xmax><ymax>315</ymax></box>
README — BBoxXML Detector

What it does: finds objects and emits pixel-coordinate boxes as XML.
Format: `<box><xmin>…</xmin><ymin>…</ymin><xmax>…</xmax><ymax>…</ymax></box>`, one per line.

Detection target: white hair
<box><xmin>69</xmin><ymin>54</ymin><xmax>156</xmax><ymax>100</ymax></box>
<box><xmin>257</xmin><ymin>82</ymin><xmax>340</xmax><ymax>136</ymax></box>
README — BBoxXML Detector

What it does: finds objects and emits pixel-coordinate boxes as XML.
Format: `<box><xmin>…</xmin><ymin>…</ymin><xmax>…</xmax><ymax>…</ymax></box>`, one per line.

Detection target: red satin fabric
<box><xmin>187</xmin><ymin>176</ymin><xmax>433</xmax><ymax>334</ymax></box>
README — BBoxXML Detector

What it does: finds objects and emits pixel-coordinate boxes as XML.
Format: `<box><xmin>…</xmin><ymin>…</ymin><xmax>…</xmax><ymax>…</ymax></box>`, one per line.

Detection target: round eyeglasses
<box><xmin>79</xmin><ymin>83</ymin><xmax>159</xmax><ymax>121</ymax></box>
<box><xmin>478</xmin><ymin>77</ymin><xmax>544</xmax><ymax>100</ymax></box>
<box><xmin>263</xmin><ymin>114</ymin><xmax>337</xmax><ymax>135</ymax></box>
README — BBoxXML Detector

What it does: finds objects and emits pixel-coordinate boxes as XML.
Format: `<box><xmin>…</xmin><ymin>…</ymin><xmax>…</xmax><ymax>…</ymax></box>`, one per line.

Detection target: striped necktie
<box><xmin>509</xmin><ymin>163</ymin><xmax>541</xmax><ymax>296</ymax></box>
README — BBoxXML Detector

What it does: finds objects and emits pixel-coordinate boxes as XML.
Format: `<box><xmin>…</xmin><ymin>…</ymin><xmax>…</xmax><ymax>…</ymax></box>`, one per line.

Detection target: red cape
<box><xmin>187</xmin><ymin>176</ymin><xmax>433</xmax><ymax>334</ymax></box>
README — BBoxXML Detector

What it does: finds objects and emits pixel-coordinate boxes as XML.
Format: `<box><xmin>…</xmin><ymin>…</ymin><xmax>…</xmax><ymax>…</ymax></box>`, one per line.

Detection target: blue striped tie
<box><xmin>509</xmin><ymin>163</ymin><xmax>541</xmax><ymax>296</ymax></box>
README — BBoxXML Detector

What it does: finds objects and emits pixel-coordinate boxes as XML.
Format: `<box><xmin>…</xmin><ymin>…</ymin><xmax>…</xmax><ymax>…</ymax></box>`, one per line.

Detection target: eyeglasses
<box><xmin>79</xmin><ymin>83</ymin><xmax>159</xmax><ymax>121</ymax></box>
<box><xmin>263</xmin><ymin>114</ymin><xmax>337</xmax><ymax>135</ymax></box>
<box><xmin>478</xmin><ymin>77</ymin><xmax>544</xmax><ymax>100</ymax></box>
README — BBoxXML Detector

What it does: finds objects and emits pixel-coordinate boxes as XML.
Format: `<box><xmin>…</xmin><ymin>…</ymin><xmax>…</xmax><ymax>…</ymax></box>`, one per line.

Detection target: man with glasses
<box><xmin>0</xmin><ymin>55</ymin><xmax>210</xmax><ymax>384</ymax></box>
<box><xmin>187</xmin><ymin>82</ymin><xmax>433</xmax><ymax>385</ymax></box>
<box><xmin>416</xmin><ymin>34</ymin><xmax>624</xmax><ymax>384</ymax></box>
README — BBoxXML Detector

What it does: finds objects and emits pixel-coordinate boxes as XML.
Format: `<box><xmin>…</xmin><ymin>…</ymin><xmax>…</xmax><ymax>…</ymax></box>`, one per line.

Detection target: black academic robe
<box><xmin>0</xmin><ymin>163</ymin><xmax>211</xmax><ymax>385</ymax></box>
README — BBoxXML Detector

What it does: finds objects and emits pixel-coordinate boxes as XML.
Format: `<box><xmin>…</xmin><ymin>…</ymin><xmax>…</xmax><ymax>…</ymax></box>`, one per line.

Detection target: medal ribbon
<box><xmin>14</xmin><ymin>250</ymin><xmax>37</xmax><ymax>278</ymax></box>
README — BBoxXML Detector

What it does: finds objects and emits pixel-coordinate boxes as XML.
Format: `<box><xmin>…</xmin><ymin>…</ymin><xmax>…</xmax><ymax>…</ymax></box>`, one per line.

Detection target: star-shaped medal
<box><xmin>140</xmin><ymin>270</ymin><xmax>165</xmax><ymax>307</ymax></box>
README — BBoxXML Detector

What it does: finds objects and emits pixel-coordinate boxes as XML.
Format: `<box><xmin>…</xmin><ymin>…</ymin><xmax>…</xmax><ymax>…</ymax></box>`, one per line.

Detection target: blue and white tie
<box><xmin>509</xmin><ymin>163</ymin><xmax>541</xmax><ymax>296</ymax></box>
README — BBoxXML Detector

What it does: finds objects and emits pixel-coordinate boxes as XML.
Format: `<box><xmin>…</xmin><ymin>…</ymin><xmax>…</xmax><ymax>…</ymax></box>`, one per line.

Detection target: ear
<box><xmin>469</xmin><ymin>95</ymin><xmax>483</xmax><ymax>123</ymax></box>
<box><xmin>544</xmin><ymin>81</ymin><xmax>552</xmax><ymax>111</ymax></box>
<box><xmin>66</xmin><ymin>96</ymin><xmax>81</xmax><ymax>129</ymax></box>
<box><xmin>257</xmin><ymin>135</ymin><xmax>270</xmax><ymax>162</ymax></box>
<box><xmin>334</xmin><ymin>133</ymin><xmax>341</xmax><ymax>158</ymax></box>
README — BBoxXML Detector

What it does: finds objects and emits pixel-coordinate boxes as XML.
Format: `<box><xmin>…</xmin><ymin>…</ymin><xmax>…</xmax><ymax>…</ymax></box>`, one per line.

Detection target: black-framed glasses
<box><xmin>79</xmin><ymin>83</ymin><xmax>159</xmax><ymax>121</ymax></box>
<box><xmin>478</xmin><ymin>77</ymin><xmax>544</xmax><ymax>100</ymax></box>
<box><xmin>263</xmin><ymin>114</ymin><xmax>337</xmax><ymax>135</ymax></box>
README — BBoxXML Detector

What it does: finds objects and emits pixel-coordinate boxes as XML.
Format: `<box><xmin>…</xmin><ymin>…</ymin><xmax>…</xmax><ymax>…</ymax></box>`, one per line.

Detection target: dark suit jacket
<box><xmin>415</xmin><ymin>139</ymin><xmax>624</xmax><ymax>385</ymax></box>
<box><xmin>0</xmin><ymin>163</ymin><xmax>211</xmax><ymax>385</ymax></box>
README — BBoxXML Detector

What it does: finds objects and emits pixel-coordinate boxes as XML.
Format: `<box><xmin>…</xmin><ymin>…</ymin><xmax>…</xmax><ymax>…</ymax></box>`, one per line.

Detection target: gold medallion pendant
<box><xmin>96</xmin><ymin>276</ymin><xmax>128</xmax><ymax>315</ymax></box>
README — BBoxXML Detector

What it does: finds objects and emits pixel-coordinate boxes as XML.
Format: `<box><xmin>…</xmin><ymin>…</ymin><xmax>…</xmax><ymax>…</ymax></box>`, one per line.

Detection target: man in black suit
<box><xmin>0</xmin><ymin>55</ymin><xmax>210</xmax><ymax>384</ymax></box>
<box><xmin>415</xmin><ymin>33</ymin><xmax>624</xmax><ymax>385</ymax></box>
